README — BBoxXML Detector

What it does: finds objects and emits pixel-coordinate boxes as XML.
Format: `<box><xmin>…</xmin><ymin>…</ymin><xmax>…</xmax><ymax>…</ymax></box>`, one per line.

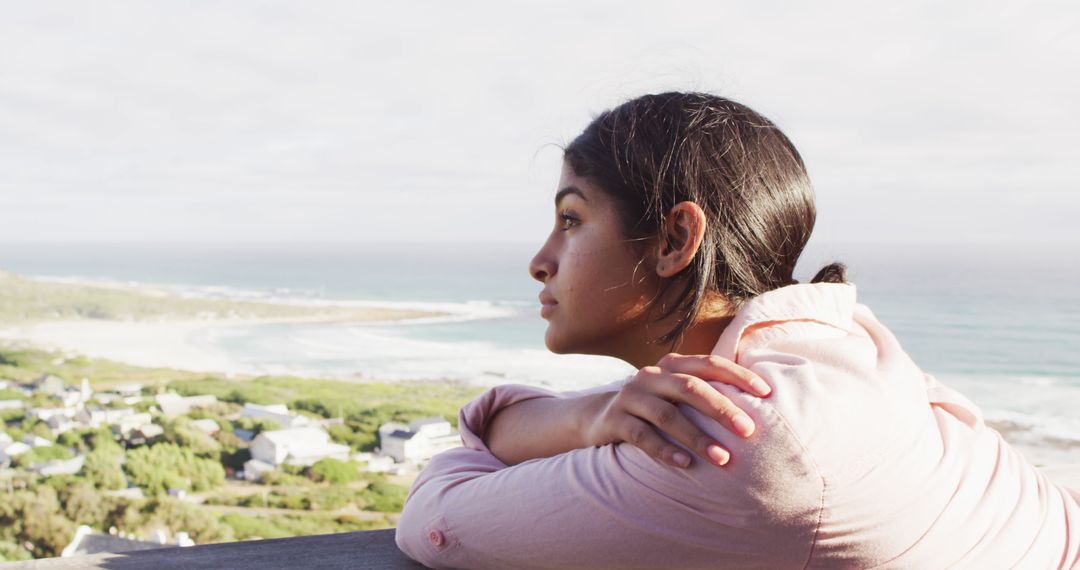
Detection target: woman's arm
<box><xmin>395</xmin><ymin>368</ymin><xmax>819</xmax><ymax>570</ymax></box>
<box><xmin>483</xmin><ymin>392</ymin><xmax>603</xmax><ymax>465</ymax></box>
<box><xmin>483</xmin><ymin>354</ymin><xmax>771</xmax><ymax>468</ymax></box>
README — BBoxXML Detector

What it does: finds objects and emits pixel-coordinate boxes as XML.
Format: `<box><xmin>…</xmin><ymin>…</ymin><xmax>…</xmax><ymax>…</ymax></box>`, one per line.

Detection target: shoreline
<box><xmin>0</xmin><ymin>318</ymin><xmax>1077</xmax><ymax>490</ymax></box>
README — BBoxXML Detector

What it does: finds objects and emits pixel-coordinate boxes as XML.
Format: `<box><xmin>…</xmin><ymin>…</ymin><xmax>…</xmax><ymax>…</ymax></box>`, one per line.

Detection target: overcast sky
<box><xmin>1</xmin><ymin>1</ymin><xmax>1077</xmax><ymax>245</ymax></box>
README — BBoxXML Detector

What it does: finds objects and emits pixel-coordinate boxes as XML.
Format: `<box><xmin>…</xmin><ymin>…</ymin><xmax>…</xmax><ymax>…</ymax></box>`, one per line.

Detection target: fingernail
<box><xmin>752</xmin><ymin>378</ymin><xmax>772</xmax><ymax>396</ymax></box>
<box><xmin>672</xmin><ymin>451</ymin><xmax>690</xmax><ymax>467</ymax></box>
<box><xmin>733</xmin><ymin>414</ymin><xmax>755</xmax><ymax>437</ymax></box>
<box><xmin>706</xmin><ymin>445</ymin><xmax>729</xmax><ymax>466</ymax></box>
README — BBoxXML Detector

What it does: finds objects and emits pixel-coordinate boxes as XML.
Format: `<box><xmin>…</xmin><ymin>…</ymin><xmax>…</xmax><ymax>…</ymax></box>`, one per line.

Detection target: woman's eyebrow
<box><xmin>555</xmin><ymin>186</ymin><xmax>588</xmax><ymax>206</ymax></box>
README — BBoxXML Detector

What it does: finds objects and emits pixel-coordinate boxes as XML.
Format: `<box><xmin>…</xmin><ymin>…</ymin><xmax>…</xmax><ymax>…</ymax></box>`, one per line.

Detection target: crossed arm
<box><xmin>393</xmin><ymin>377</ymin><xmax>819</xmax><ymax>569</ymax></box>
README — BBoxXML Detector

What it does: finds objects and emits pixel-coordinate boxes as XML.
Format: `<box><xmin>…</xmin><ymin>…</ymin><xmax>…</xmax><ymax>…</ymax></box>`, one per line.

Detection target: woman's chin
<box><xmin>543</xmin><ymin>329</ymin><xmax>577</xmax><ymax>355</ymax></box>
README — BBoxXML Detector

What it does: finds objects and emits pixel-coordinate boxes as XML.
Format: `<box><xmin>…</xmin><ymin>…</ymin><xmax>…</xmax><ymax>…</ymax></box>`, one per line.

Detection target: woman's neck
<box><xmin>620</xmin><ymin>311</ymin><xmax>736</xmax><ymax>369</ymax></box>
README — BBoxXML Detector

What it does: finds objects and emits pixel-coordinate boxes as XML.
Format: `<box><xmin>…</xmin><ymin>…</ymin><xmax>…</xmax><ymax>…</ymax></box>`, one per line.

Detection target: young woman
<box><xmin>395</xmin><ymin>92</ymin><xmax>1080</xmax><ymax>569</ymax></box>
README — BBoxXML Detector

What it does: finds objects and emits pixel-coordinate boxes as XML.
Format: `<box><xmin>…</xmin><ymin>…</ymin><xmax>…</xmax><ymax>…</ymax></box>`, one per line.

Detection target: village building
<box><xmin>127</xmin><ymin>423</ymin><xmax>165</xmax><ymax>446</ymax></box>
<box><xmin>75</xmin><ymin>407</ymin><xmax>135</xmax><ymax>429</ymax></box>
<box><xmin>242</xmin><ymin>403</ymin><xmax>310</xmax><ymax>429</ymax></box>
<box><xmin>249</xmin><ymin>427</ymin><xmax>350</xmax><ymax>467</ymax></box>
<box><xmin>0</xmin><ymin>441</ymin><xmax>31</xmax><ymax>465</ymax></box>
<box><xmin>33</xmin><ymin>455</ymin><xmax>85</xmax><ymax>477</ymax></box>
<box><xmin>241</xmin><ymin>458</ymin><xmax>276</xmax><ymax>482</ymax></box>
<box><xmin>191</xmin><ymin>418</ymin><xmax>221</xmax><ymax>435</ymax></box>
<box><xmin>47</xmin><ymin>415</ymin><xmax>78</xmax><ymax>435</ymax></box>
<box><xmin>378</xmin><ymin>417</ymin><xmax>461</xmax><ymax>465</ymax></box>
<box><xmin>23</xmin><ymin>434</ymin><xmax>53</xmax><ymax>448</ymax></box>
<box><xmin>154</xmin><ymin>393</ymin><xmax>218</xmax><ymax>417</ymax></box>
<box><xmin>30</xmin><ymin>374</ymin><xmax>66</xmax><ymax>396</ymax></box>
<box><xmin>30</xmin><ymin>406</ymin><xmax>74</xmax><ymax>423</ymax></box>
<box><xmin>0</xmin><ymin>400</ymin><xmax>23</xmax><ymax>411</ymax></box>
<box><xmin>113</xmin><ymin>412</ymin><xmax>154</xmax><ymax>436</ymax></box>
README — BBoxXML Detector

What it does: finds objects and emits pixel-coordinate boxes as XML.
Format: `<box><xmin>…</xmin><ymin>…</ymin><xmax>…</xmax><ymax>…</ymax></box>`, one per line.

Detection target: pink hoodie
<box><xmin>395</xmin><ymin>283</ymin><xmax>1080</xmax><ymax>569</ymax></box>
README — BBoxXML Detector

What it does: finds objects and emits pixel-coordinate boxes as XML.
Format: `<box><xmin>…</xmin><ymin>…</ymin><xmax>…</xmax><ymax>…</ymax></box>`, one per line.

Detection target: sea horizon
<box><xmin>1</xmin><ymin>240</ymin><xmax>1078</xmax><ymax>460</ymax></box>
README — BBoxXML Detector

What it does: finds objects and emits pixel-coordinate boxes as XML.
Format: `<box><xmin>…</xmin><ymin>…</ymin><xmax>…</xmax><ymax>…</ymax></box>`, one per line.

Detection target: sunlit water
<box><xmin>2</xmin><ymin>241</ymin><xmax>1078</xmax><ymax>450</ymax></box>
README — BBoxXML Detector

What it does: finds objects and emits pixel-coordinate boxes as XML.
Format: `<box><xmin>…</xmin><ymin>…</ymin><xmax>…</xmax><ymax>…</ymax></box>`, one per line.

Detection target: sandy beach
<box><xmin>1</xmin><ymin>318</ymin><xmax>303</xmax><ymax>376</ymax></box>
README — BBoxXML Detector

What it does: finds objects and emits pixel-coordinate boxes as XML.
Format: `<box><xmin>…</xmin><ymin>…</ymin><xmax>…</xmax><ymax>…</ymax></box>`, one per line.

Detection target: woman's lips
<box><xmin>539</xmin><ymin>293</ymin><xmax>557</xmax><ymax>318</ymax></box>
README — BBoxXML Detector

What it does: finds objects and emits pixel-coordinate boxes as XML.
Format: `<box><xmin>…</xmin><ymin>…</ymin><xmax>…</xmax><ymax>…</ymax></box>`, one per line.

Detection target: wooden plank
<box><xmin>1</xmin><ymin>529</ymin><xmax>427</xmax><ymax>569</ymax></box>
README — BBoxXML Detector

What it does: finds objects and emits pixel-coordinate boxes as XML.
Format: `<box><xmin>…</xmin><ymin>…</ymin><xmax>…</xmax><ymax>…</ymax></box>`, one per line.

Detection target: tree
<box><xmin>309</xmin><ymin>458</ymin><xmax>358</xmax><ymax>484</ymax></box>
<box><xmin>62</xmin><ymin>482</ymin><xmax>106</xmax><ymax>526</ymax></box>
<box><xmin>82</xmin><ymin>447</ymin><xmax>126</xmax><ymax>491</ymax></box>
<box><xmin>123</xmin><ymin>443</ymin><xmax>224</xmax><ymax>494</ymax></box>
<box><xmin>163</xmin><ymin>418</ymin><xmax>220</xmax><ymax>458</ymax></box>
<box><xmin>0</xmin><ymin>486</ymin><xmax>76</xmax><ymax>559</ymax></box>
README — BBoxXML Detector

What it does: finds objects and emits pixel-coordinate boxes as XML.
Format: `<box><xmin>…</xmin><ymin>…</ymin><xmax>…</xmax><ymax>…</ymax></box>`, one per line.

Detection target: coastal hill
<box><xmin>0</xmin><ymin>270</ymin><xmax>442</xmax><ymax>324</ymax></box>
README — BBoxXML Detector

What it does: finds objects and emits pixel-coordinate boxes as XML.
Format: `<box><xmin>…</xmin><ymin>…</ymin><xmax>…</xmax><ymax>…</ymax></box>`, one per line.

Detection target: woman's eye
<box><xmin>559</xmin><ymin>212</ymin><xmax>580</xmax><ymax>230</ymax></box>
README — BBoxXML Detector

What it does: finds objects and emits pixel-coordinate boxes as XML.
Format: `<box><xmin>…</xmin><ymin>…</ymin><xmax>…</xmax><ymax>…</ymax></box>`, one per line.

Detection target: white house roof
<box><xmin>259</xmin><ymin>427</ymin><xmax>331</xmax><ymax>446</ymax></box>
<box><xmin>244</xmin><ymin>403</ymin><xmax>289</xmax><ymax>415</ymax></box>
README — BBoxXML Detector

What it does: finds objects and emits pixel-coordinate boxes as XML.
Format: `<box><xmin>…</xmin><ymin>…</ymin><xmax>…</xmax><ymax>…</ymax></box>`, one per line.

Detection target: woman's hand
<box><xmin>581</xmin><ymin>353</ymin><xmax>771</xmax><ymax>468</ymax></box>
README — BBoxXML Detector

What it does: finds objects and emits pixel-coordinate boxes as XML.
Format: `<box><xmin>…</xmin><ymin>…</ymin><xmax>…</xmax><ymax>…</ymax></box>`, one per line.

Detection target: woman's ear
<box><xmin>656</xmin><ymin>201</ymin><xmax>707</xmax><ymax>278</ymax></box>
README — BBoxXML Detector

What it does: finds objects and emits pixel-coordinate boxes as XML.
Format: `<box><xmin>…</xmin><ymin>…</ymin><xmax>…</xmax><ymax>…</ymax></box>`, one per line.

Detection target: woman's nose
<box><xmin>529</xmin><ymin>247</ymin><xmax>555</xmax><ymax>283</ymax></box>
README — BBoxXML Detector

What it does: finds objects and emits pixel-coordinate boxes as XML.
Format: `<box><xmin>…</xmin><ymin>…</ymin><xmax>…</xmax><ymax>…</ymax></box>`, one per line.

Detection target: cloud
<box><xmin>0</xmin><ymin>0</ymin><xmax>1077</xmax><ymax>243</ymax></box>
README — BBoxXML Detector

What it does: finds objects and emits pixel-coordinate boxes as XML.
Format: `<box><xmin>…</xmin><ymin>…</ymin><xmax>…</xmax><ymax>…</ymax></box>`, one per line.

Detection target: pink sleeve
<box><xmin>394</xmin><ymin>379</ymin><xmax>820</xmax><ymax>569</ymax></box>
<box><xmin>455</xmin><ymin>379</ymin><xmax>631</xmax><ymax>453</ymax></box>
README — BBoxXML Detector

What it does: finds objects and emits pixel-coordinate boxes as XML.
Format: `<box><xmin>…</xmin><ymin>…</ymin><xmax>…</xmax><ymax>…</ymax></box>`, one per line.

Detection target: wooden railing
<box><xmin>0</xmin><ymin>529</ymin><xmax>426</xmax><ymax>569</ymax></box>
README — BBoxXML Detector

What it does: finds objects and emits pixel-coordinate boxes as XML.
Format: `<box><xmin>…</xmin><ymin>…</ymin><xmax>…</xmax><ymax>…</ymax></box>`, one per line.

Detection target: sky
<box><xmin>1</xmin><ymin>1</ymin><xmax>1077</xmax><ymax>245</ymax></box>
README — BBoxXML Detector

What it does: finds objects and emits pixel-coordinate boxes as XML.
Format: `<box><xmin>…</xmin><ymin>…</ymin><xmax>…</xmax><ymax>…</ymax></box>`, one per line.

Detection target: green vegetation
<box><xmin>15</xmin><ymin>444</ymin><xmax>73</xmax><ymax>467</ymax></box>
<box><xmin>0</xmin><ymin>344</ymin><xmax>477</xmax><ymax>560</ymax></box>
<box><xmin>123</xmin><ymin>443</ymin><xmax>225</xmax><ymax>494</ymax></box>
<box><xmin>310</xmin><ymin>458</ymin><xmax>359</xmax><ymax>484</ymax></box>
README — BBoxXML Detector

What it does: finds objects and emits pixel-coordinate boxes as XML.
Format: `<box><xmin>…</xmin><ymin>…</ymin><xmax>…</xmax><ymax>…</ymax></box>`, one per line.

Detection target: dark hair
<box><xmin>564</xmin><ymin>92</ymin><xmax>846</xmax><ymax>346</ymax></box>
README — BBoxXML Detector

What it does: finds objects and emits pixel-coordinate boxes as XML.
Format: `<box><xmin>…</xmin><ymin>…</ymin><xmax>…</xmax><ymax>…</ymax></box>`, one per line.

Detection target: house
<box><xmin>30</xmin><ymin>374</ymin><xmax>66</xmax><ymax>395</ymax></box>
<box><xmin>30</xmin><ymin>406</ymin><xmax>74</xmax><ymax>422</ymax></box>
<box><xmin>127</xmin><ymin>423</ymin><xmax>164</xmax><ymax>445</ymax></box>
<box><xmin>0</xmin><ymin>441</ymin><xmax>31</xmax><ymax>464</ymax></box>
<box><xmin>191</xmin><ymin>419</ymin><xmax>220</xmax><ymax>435</ymax></box>
<box><xmin>155</xmin><ymin>393</ymin><xmax>218</xmax><ymax>417</ymax></box>
<box><xmin>34</xmin><ymin>455</ymin><xmax>85</xmax><ymax>477</ymax></box>
<box><xmin>249</xmin><ymin>427</ymin><xmax>350</xmax><ymax>467</ymax></box>
<box><xmin>114</xmin><ymin>412</ymin><xmax>153</xmax><ymax>436</ymax></box>
<box><xmin>242</xmin><ymin>458</ymin><xmax>276</xmax><ymax>482</ymax></box>
<box><xmin>76</xmin><ymin>407</ymin><xmax>135</xmax><ymax>429</ymax></box>
<box><xmin>46</xmin><ymin>415</ymin><xmax>77</xmax><ymax>435</ymax></box>
<box><xmin>242</xmin><ymin>403</ymin><xmax>310</xmax><ymax>429</ymax></box>
<box><xmin>111</xmin><ymin>383</ymin><xmax>143</xmax><ymax>398</ymax></box>
<box><xmin>363</xmin><ymin>455</ymin><xmax>395</xmax><ymax>473</ymax></box>
<box><xmin>0</xmin><ymin>400</ymin><xmax>23</xmax><ymax>411</ymax></box>
<box><xmin>61</xmin><ymin>525</ymin><xmax>193</xmax><ymax>557</ymax></box>
<box><xmin>111</xmin><ymin>383</ymin><xmax>144</xmax><ymax>405</ymax></box>
<box><xmin>378</xmin><ymin>417</ymin><xmax>461</xmax><ymax>464</ymax></box>
<box><xmin>23</xmin><ymin>434</ymin><xmax>53</xmax><ymax>448</ymax></box>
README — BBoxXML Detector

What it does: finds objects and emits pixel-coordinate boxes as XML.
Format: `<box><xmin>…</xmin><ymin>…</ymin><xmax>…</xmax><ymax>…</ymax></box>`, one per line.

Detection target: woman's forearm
<box><xmin>483</xmin><ymin>391</ymin><xmax>611</xmax><ymax>466</ymax></box>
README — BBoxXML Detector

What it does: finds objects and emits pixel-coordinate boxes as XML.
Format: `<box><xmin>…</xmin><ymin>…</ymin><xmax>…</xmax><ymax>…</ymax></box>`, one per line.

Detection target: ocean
<box><xmin>1</xmin><ymin>241</ymin><xmax>1078</xmax><ymax>451</ymax></box>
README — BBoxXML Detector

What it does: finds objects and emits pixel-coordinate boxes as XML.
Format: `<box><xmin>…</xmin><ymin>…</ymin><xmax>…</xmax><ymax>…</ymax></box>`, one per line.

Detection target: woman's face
<box><xmin>529</xmin><ymin>161</ymin><xmax>660</xmax><ymax>359</ymax></box>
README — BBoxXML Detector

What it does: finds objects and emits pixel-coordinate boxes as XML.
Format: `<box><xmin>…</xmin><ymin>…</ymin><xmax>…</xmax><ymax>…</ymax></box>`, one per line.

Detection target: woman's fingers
<box><xmin>628</xmin><ymin>397</ymin><xmax>732</xmax><ymax>467</ymax></box>
<box><xmin>634</xmin><ymin>370</ymin><xmax>757</xmax><ymax>439</ymax></box>
<box><xmin>657</xmin><ymin>353</ymin><xmax>771</xmax><ymax>397</ymax></box>
<box><xmin>620</xmin><ymin>417</ymin><xmax>723</xmax><ymax>468</ymax></box>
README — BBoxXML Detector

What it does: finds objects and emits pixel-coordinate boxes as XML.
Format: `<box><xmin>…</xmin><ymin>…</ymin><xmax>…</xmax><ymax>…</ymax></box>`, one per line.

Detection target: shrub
<box><xmin>309</xmin><ymin>458</ymin><xmax>358</xmax><ymax>484</ymax></box>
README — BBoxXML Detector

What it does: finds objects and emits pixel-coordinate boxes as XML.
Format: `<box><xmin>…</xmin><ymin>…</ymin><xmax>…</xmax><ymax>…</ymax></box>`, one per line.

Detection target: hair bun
<box><xmin>810</xmin><ymin>262</ymin><xmax>847</xmax><ymax>284</ymax></box>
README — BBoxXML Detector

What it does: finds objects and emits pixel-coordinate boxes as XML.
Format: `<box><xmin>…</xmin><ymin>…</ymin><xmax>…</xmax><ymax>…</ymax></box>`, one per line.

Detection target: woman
<box><xmin>395</xmin><ymin>92</ymin><xmax>1080</xmax><ymax>569</ymax></box>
